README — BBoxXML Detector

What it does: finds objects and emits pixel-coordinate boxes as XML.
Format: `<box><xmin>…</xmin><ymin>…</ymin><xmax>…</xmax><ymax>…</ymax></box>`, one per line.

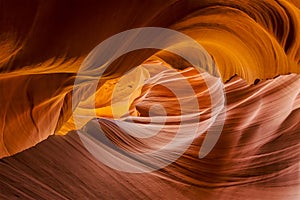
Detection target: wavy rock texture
<box><xmin>0</xmin><ymin>0</ymin><xmax>299</xmax><ymax>199</ymax></box>
<box><xmin>1</xmin><ymin>74</ymin><xmax>299</xmax><ymax>199</ymax></box>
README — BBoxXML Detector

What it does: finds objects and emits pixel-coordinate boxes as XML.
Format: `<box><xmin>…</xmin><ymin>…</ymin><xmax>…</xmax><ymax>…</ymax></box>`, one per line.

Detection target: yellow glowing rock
<box><xmin>111</xmin><ymin>66</ymin><xmax>150</xmax><ymax>118</ymax></box>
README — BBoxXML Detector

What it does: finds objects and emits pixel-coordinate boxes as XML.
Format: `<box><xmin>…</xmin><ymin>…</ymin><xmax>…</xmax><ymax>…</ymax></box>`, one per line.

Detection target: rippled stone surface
<box><xmin>0</xmin><ymin>1</ymin><xmax>299</xmax><ymax>199</ymax></box>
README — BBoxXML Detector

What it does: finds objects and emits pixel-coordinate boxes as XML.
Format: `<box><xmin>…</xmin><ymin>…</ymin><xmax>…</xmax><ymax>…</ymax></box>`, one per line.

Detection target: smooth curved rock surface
<box><xmin>0</xmin><ymin>0</ymin><xmax>299</xmax><ymax>199</ymax></box>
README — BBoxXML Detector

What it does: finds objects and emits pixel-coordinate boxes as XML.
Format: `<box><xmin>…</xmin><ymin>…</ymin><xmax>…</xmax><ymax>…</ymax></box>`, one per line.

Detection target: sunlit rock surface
<box><xmin>0</xmin><ymin>0</ymin><xmax>299</xmax><ymax>199</ymax></box>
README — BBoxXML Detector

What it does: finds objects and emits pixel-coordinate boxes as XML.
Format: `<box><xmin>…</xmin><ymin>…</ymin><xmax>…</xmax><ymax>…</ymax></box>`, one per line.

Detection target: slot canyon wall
<box><xmin>0</xmin><ymin>0</ymin><xmax>299</xmax><ymax>199</ymax></box>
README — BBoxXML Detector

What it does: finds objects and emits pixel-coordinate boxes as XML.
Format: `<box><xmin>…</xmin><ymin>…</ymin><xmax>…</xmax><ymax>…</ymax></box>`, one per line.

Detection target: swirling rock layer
<box><xmin>0</xmin><ymin>0</ymin><xmax>300</xmax><ymax>199</ymax></box>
